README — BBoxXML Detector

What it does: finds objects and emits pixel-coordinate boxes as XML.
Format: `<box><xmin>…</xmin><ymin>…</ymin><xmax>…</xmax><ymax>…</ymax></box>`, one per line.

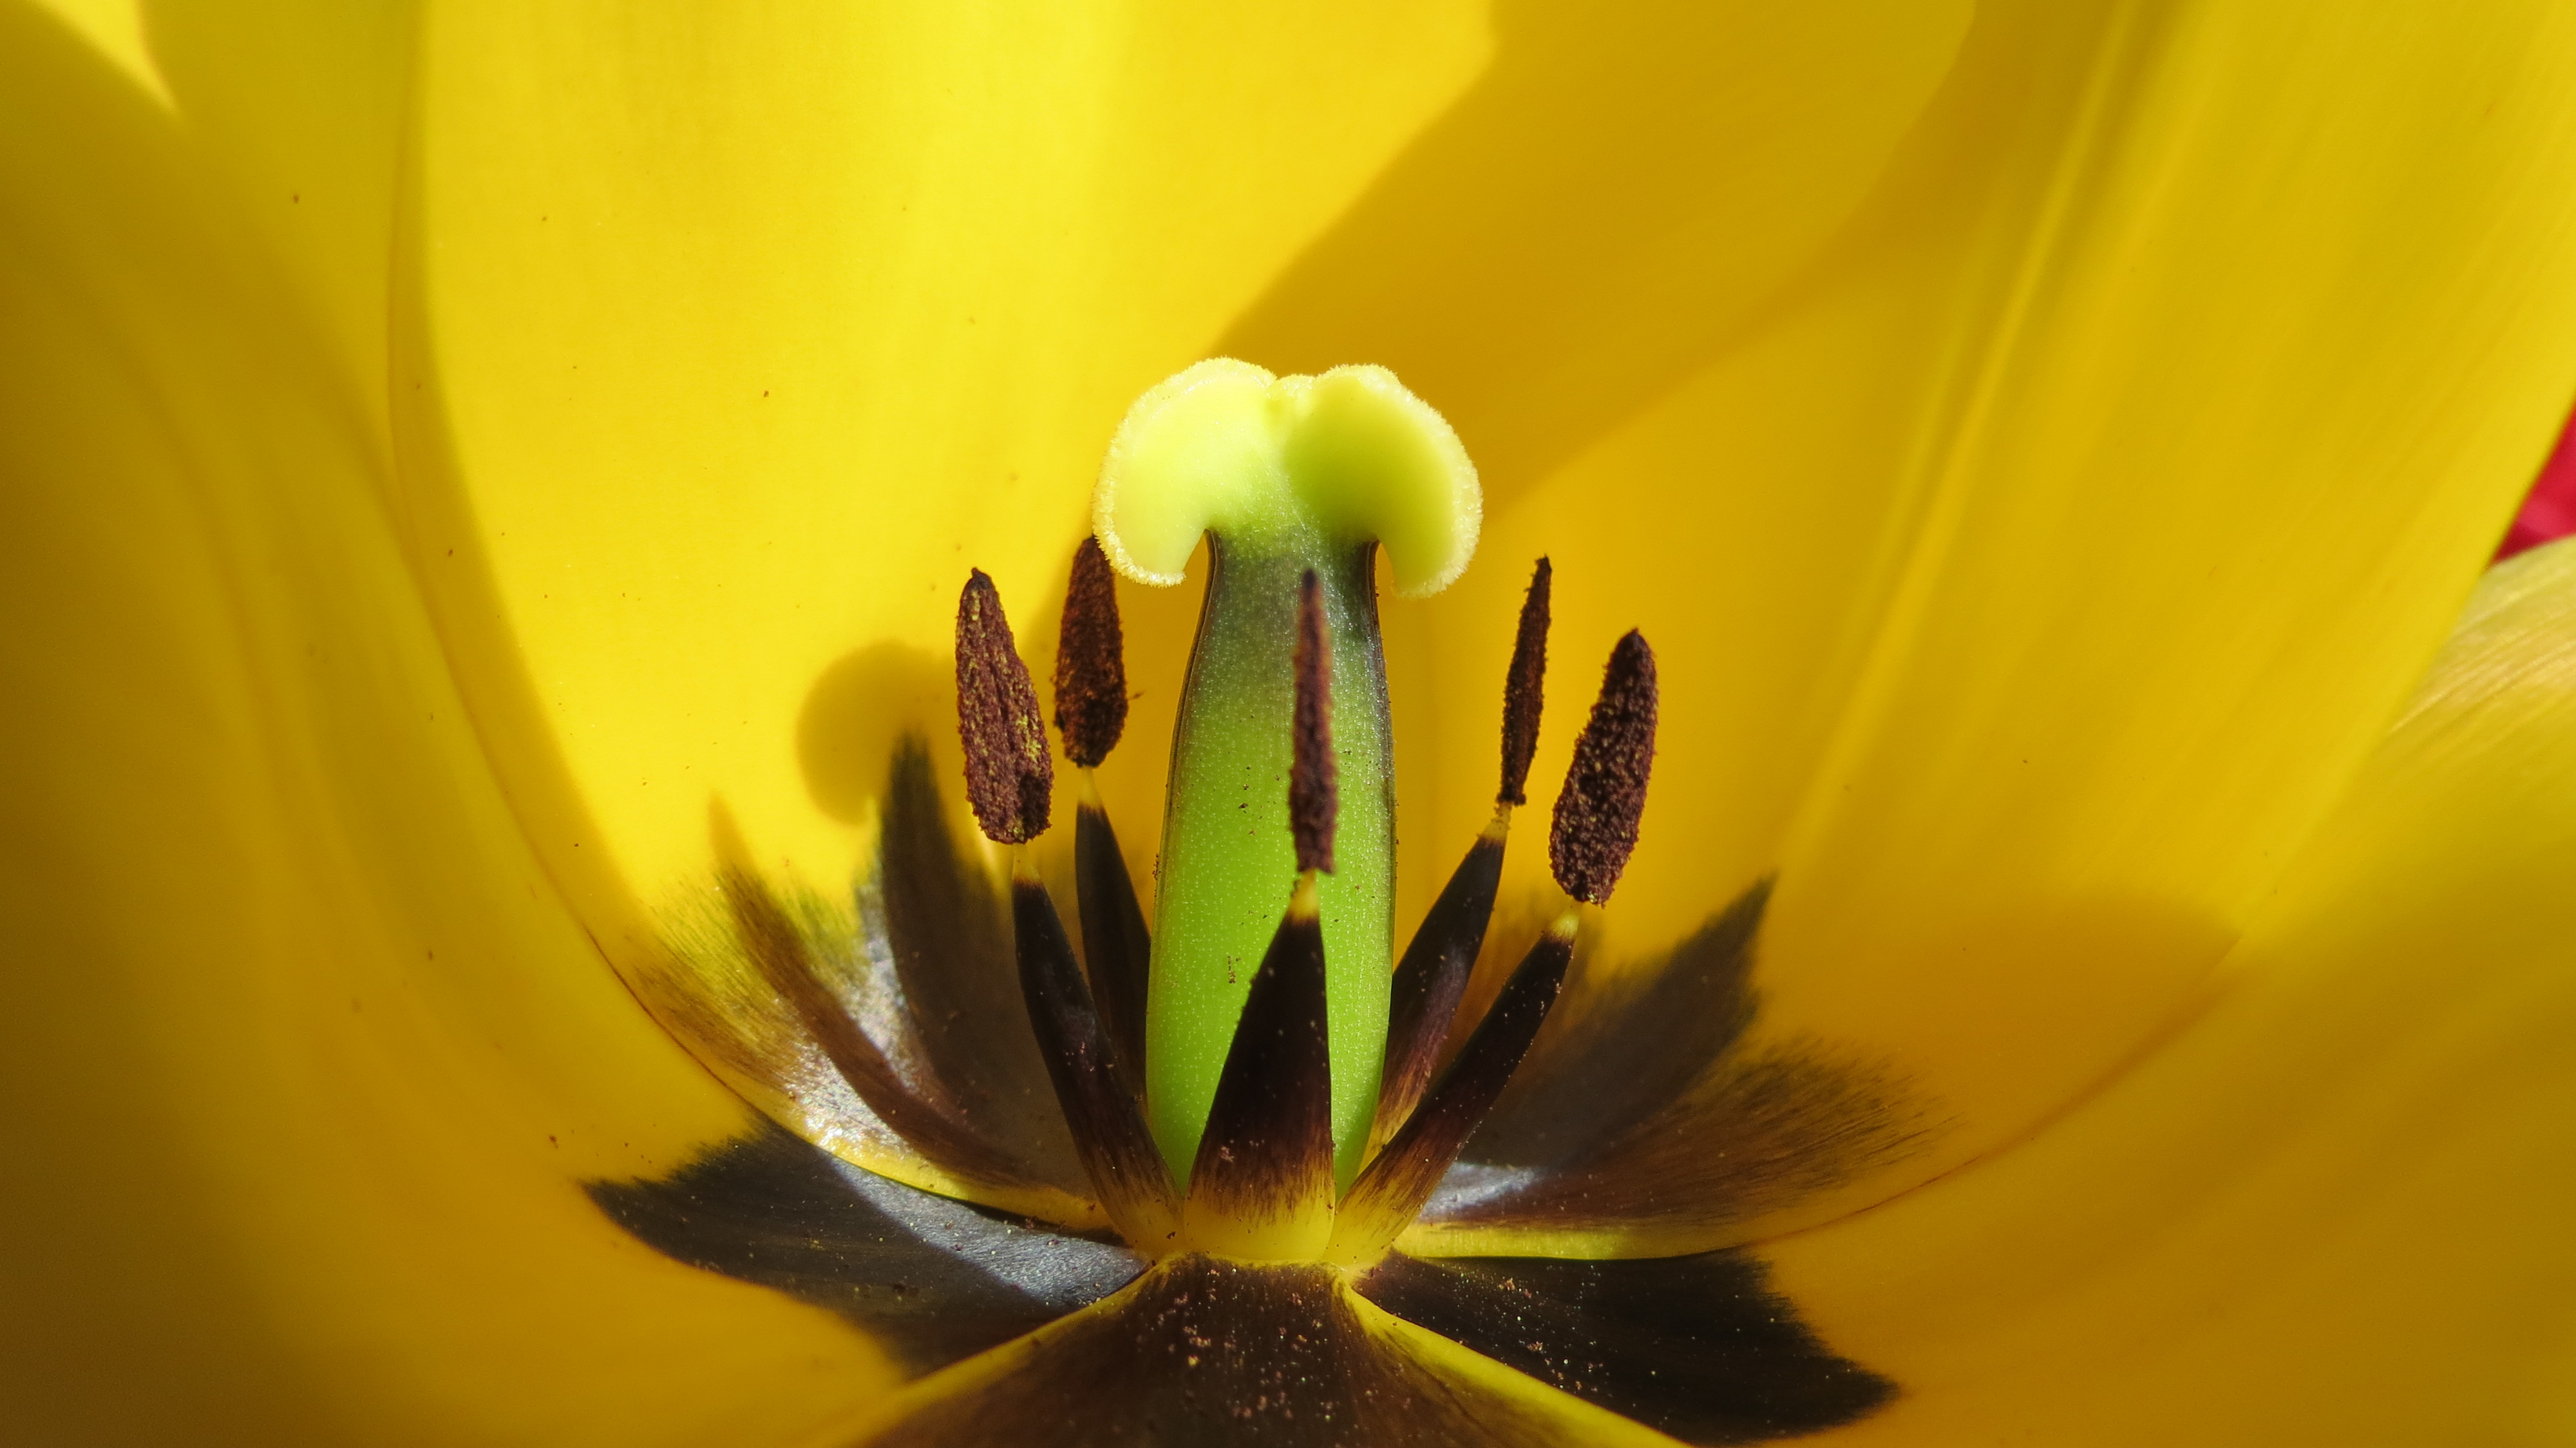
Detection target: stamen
<box><xmin>1370</xmin><ymin>561</ymin><xmax>1551</xmax><ymax>1156</ymax></box>
<box><xmin>1184</xmin><ymin>874</ymin><xmax>1336</xmax><ymax>1259</ymax></box>
<box><xmin>1333</xmin><ymin>915</ymin><xmax>1576</xmax><ymax>1261</ymax></box>
<box><xmin>1290</xmin><ymin>569</ymin><xmax>1337</xmax><ymax>877</ymax></box>
<box><xmin>1072</xmin><ymin>787</ymin><xmax>1152</xmax><ymax>1103</ymax></box>
<box><xmin>1178</xmin><ymin>576</ymin><xmax>1343</xmax><ymax>1255</ymax></box>
<box><xmin>955</xmin><ymin>570</ymin><xmax>1054</xmax><ymax>844</ymax></box>
<box><xmin>1499</xmin><ymin>557</ymin><xmax>1551</xmax><ymax>807</ymax></box>
<box><xmin>1550</xmin><ymin>630</ymin><xmax>1657</xmax><ymax>905</ymax></box>
<box><xmin>1054</xmin><ymin>540</ymin><xmax>1152</xmax><ymax>1099</ymax></box>
<box><xmin>1337</xmin><ymin>636</ymin><xmax>1656</xmax><ymax>1257</ymax></box>
<box><xmin>1052</xmin><ymin>537</ymin><xmax>1128</xmax><ymax>768</ymax></box>
<box><xmin>1364</xmin><ymin>820</ymin><xmax>1504</xmax><ymax>1160</ymax></box>
<box><xmin>1009</xmin><ymin>854</ymin><xmax>1179</xmax><ymax>1250</ymax></box>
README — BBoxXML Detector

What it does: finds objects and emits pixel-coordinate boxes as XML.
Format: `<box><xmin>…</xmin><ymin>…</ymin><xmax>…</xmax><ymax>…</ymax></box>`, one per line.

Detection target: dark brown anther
<box><xmin>1499</xmin><ymin>557</ymin><xmax>1551</xmax><ymax>806</ymax></box>
<box><xmin>956</xmin><ymin>569</ymin><xmax>1053</xmax><ymax>844</ymax></box>
<box><xmin>1052</xmin><ymin>537</ymin><xmax>1128</xmax><ymax>768</ymax></box>
<box><xmin>1289</xmin><ymin>568</ymin><xmax>1337</xmax><ymax>875</ymax></box>
<box><xmin>1549</xmin><ymin>629</ymin><xmax>1656</xmax><ymax>906</ymax></box>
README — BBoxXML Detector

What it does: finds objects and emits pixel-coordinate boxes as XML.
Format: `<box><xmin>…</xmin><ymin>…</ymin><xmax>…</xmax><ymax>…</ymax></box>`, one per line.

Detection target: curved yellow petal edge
<box><xmin>1095</xmin><ymin>358</ymin><xmax>1482</xmax><ymax>598</ymax></box>
<box><xmin>2</xmin><ymin>9</ymin><xmax>902</xmax><ymax>1444</ymax></box>
<box><xmin>1772</xmin><ymin>539</ymin><xmax>2576</xmax><ymax>1445</ymax></box>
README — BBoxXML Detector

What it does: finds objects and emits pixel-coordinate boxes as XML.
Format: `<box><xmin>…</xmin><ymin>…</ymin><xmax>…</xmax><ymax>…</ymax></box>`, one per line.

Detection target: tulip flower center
<box><xmin>682</xmin><ymin>356</ymin><xmax>1664</xmax><ymax>1269</ymax></box>
<box><xmin>608</xmin><ymin>359</ymin><xmax>1909</xmax><ymax>1434</ymax></box>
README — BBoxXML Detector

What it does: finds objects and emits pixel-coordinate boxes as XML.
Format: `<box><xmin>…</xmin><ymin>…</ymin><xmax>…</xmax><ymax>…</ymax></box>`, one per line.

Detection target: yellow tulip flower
<box><xmin>8</xmin><ymin>0</ymin><xmax>2576</xmax><ymax>1443</ymax></box>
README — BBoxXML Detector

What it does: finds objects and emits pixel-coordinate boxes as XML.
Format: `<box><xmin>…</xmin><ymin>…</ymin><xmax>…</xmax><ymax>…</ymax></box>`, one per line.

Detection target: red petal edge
<box><xmin>2497</xmin><ymin>399</ymin><xmax>2576</xmax><ymax>561</ymax></box>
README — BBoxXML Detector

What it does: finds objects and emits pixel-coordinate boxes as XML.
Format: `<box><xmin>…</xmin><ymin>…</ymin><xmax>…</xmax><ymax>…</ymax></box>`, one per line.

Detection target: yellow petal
<box><xmin>405</xmin><ymin>0</ymin><xmax>1495</xmax><ymax>933</ymax></box>
<box><xmin>1770</xmin><ymin>538</ymin><xmax>2576</xmax><ymax>1443</ymax></box>
<box><xmin>71</xmin><ymin>0</ymin><xmax>413</xmax><ymax>433</ymax></box>
<box><xmin>0</xmin><ymin>17</ymin><xmax>898</xmax><ymax>1441</ymax></box>
<box><xmin>1408</xmin><ymin>0</ymin><xmax>2576</xmax><ymax>1235</ymax></box>
<box><xmin>27</xmin><ymin>0</ymin><xmax>170</xmax><ymax>104</ymax></box>
<box><xmin>1218</xmin><ymin>0</ymin><xmax>1975</xmax><ymax>502</ymax></box>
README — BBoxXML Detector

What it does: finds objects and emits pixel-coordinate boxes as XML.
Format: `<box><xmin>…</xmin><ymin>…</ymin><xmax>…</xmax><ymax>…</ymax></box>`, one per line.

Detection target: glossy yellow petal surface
<box><xmin>1772</xmin><ymin>538</ymin><xmax>2576</xmax><ymax>1444</ymax></box>
<box><xmin>0</xmin><ymin>11</ymin><xmax>901</xmax><ymax>1442</ymax></box>
<box><xmin>408</xmin><ymin>0</ymin><xmax>1493</xmax><ymax>925</ymax></box>
<box><xmin>1406</xmin><ymin>0</ymin><xmax>2576</xmax><ymax>1237</ymax></box>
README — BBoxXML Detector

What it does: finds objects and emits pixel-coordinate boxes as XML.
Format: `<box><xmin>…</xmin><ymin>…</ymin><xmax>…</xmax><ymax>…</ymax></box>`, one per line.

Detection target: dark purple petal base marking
<box><xmin>1356</xmin><ymin>1250</ymin><xmax>1893</xmax><ymax>1444</ymax></box>
<box><xmin>869</xmin><ymin>1255</ymin><xmax>1569</xmax><ymax>1447</ymax></box>
<box><xmin>589</xmin><ymin>1120</ymin><xmax>1140</xmax><ymax>1379</ymax></box>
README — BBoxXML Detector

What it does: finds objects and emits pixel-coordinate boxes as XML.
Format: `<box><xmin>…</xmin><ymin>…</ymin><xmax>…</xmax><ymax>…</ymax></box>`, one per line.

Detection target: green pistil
<box><xmin>1093</xmin><ymin>359</ymin><xmax>1481</xmax><ymax>1191</ymax></box>
<box><xmin>1150</xmin><ymin>526</ymin><xmax>1392</xmax><ymax>1186</ymax></box>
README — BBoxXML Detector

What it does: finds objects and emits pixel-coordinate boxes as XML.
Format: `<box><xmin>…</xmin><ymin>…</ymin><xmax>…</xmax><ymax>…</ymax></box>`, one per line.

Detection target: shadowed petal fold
<box><xmin>1770</xmin><ymin>542</ymin><xmax>2576</xmax><ymax>1444</ymax></box>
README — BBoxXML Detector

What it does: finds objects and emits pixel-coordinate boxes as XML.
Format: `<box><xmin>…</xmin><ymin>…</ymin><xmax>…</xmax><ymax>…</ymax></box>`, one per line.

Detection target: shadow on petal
<box><xmin>798</xmin><ymin>642</ymin><xmax>958</xmax><ymax>827</ymax></box>
<box><xmin>1218</xmin><ymin>0</ymin><xmax>1972</xmax><ymax>504</ymax></box>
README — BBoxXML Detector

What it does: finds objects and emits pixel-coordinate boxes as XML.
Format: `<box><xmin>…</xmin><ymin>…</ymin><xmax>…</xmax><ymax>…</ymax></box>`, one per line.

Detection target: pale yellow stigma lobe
<box><xmin>1092</xmin><ymin>359</ymin><xmax>1482</xmax><ymax>598</ymax></box>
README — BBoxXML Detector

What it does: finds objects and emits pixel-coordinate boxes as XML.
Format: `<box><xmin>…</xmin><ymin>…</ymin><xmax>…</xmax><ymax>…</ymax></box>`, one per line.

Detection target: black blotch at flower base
<box><xmin>594</xmin><ymin>741</ymin><xmax>1928</xmax><ymax>1446</ymax></box>
<box><xmin>589</xmin><ymin>1118</ymin><xmax>1142</xmax><ymax>1379</ymax></box>
<box><xmin>596</xmin><ymin>1121</ymin><xmax>1892</xmax><ymax>1445</ymax></box>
